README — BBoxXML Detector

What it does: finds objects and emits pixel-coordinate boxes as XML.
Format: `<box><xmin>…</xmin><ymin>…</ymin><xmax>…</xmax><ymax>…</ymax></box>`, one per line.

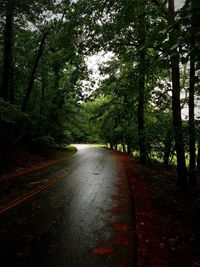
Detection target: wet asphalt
<box><xmin>0</xmin><ymin>145</ymin><xmax>137</xmax><ymax>267</ymax></box>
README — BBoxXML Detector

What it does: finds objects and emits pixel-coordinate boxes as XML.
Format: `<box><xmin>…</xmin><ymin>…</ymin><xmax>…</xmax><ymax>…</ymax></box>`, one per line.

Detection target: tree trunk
<box><xmin>137</xmin><ymin>65</ymin><xmax>146</xmax><ymax>163</ymax></box>
<box><xmin>164</xmin><ymin>133</ymin><xmax>172</xmax><ymax>165</ymax></box>
<box><xmin>39</xmin><ymin>72</ymin><xmax>47</xmax><ymax>125</ymax></box>
<box><xmin>197</xmin><ymin>134</ymin><xmax>200</xmax><ymax>169</ymax></box>
<box><xmin>110</xmin><ymin>141</ymin><xmax>113</xmax><ymax>150</ymax></box>
<box><xmin>1</xmin><ymin>0</ymin><xmax>14</xmax><ymax>102</ymax></box>
<box><xmin>40</xmin><ymin>64</ymin><xmax>48</xmax><ymax>117</ymax></box>
<box><xmin>40</xmin><ymin>78</ymin><xmax>45</xmax><ymax>117</ymax></box>
<box><xmin>22</xmin><ymin>32</ymin><xmax>48</xmax><ymax>112</ymax></box>
<box><xmin>114</xmin><ymin>142</ymin><xmax>118</xmax><ymax>150</ymax></box>
<box><xmin>137</xmin><ymin>9</ymin><xmax>147</xmax><ymax>164</ymax></box>
<box><xmin>168</xmin><ymin>0</ymin><xmax>188</xmax><ymax>189</ymax></box>
<box><xmin>189</xmin><ymin>0</ymin><xmax>199</xmax><ymax>184</ymax></box>
<box><xmin>188</xmin><ymin>45</ymin><xmax>196</xmax><ymax>185</ymax></box>
<box><xmin>122</xmin><ymin>141</ymin><xmax>126</xmax><ymax>153</ymax></box>
<box><xmin>127</xmin><ymin>142</ymin><xmax>131</xmax><ymax>155</ymax></box>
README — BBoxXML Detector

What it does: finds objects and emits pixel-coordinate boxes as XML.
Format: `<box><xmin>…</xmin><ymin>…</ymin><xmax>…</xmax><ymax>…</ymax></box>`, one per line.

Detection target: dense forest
<box><xmin>0</xmin><ymin>0</ymin><xmax>200</xmax><ymax>189</ymax></box>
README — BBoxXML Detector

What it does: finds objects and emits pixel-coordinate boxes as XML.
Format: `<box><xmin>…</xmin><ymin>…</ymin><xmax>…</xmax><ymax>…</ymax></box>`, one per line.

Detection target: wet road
<box><xmin>0</xmin><ymin>145</ymin><xmax>136</xmax><ymax>267</ymax></box>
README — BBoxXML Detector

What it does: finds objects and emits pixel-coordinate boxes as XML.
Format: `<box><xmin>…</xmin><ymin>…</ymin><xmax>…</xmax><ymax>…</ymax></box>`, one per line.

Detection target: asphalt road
<box><xmin>0</xmin><ymin>145</ymin><xmax>136</xmax><ymax>267</ymax></box>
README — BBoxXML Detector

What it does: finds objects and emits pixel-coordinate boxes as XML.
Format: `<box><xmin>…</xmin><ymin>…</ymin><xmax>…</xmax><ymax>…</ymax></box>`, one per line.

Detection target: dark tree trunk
<box><xmin>1</xmin><ymin>0</ymin><xmax>14</xmax><ymax>102</ymax></box>
<box><xmin>189</xmin><ymin>0</ymin><xmax>199</xmax><ymax>185</ymax></box>
<box><xmin>171</xmin><ymin>53</ymin><xmax>188</xmax><ymax>189</ymax></box>
<box><xmin>40</xmin><ymin>79</ymin><xmax>45</xmax><ymax>117</ymax></box>
<box><xmin>39</xmin><ymin>72</ymin><xmax>47</xmax><ymax>125</ymax></box>
<box><xmin>164</xmin><ymin>134</ymin><xmax>172</xmax><ymax>165</ymax></box>
<box><xmin>137</xmin><ymin>11</ymin><xmax>147</xmax><ymax>164</ymax></box>
<box><xmin>137</xmin><ymin>66</ymin><xmax>146</xmax><ymax>163</ymax></box>
<box><xmin>114</xmin><ymin>143</ymin><xmax>118</xmax><ymax>150</ymax></box>
<box><xmin>122</xmin><ymin>141</ymin><xmax>126</xmax><ymax>153</ymax></box>
<box><xmin>189</xmin><ymin>47</ymin><xmax>196</xmax><ymax>185</ymax></box>
<box><xmin>22</xmin><ymin>32</ymin><xmax>48</xmax><ymax>112</ymax></box>
<box><xmin>9</xmin><ymin>60</ymin><xmax>14</xmax><ymax>104</ymax></box>
<box><xmin>110</xmin><ymin>141</ymin><xmax>113</xmax><ymax>150</ymax></box>
<box><xmin>127</xmin><ymin>142</ymin><xmax>131</xmax><ymax>155</ymax></box>
<box><xmin>168</xmin><ymin>0</ymin><xmax>188</xmax><ymax>189</ymax></box>
<box><xmin>40</xmin><ymin>64</ymin><xmax>48</xmax><ymax>117</ymax></box>
<box><xmin>197</xmin><ymin>135</ymin><xmax>200</xmax><ymax>169</ymax></box>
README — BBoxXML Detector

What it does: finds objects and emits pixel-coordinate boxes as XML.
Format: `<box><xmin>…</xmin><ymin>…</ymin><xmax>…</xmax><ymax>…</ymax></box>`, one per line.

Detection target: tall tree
<box><xmin>188</xmin><ymin>6</ymin><xmax>196</xmax><ymax>185</ymax></box>
<box><xmin>0</xmin><ymin>0</ymin><xmax>14</xmax><ymax>103</ymax></box>
<box><xmin>188</xmin><ymin>0</ymin><xmax>200</xmax><ymax>185</ymax></box>
<box><xmin>137</xmin><ymin>2</ymin><xmax>147</xmax><ymax>163</ymax></box>
<box><xmin>22</xmin><ymin>31</ymin><xmax>48</xmax><ymax>112</ymax></box>
<box><xmin>168</xmin><ymin>0</ymin><xmax>188</xmax><ymax>188</ymax></box>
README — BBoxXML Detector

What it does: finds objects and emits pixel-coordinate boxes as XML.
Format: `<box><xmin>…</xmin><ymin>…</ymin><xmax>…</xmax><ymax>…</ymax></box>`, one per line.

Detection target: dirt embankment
<box><xmin>0</xmin><ymin>146</ymin><xmax>77</xmax><ymax>182</ymax></box>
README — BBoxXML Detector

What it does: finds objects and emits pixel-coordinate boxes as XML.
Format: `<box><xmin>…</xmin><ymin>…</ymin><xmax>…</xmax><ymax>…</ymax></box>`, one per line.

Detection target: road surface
<box><xmin>0</xmin><ymin>145</ymin><xmax>136</xmax><ymax>267</ymax></box>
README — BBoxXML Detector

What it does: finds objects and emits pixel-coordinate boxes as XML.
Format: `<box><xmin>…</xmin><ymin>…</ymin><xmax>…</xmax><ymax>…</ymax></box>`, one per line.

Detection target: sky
<box><xmin>175</xmin><ymin>0</ymin><xmax>185</xmax><ymax>10</ymax></box>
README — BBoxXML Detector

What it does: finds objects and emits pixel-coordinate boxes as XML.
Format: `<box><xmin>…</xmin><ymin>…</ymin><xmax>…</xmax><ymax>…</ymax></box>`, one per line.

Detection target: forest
<box><xmin>0</xmin><ymin>0</ymin><xmax>200</xmax><ymax>190</ymax></box>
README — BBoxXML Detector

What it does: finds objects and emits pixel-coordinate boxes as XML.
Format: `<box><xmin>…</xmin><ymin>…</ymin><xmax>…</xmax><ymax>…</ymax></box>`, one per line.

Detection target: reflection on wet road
<box><xmin>0</xmin><ymin>145</ymin><xmax>136</xmax><ymax>267</ymax></box>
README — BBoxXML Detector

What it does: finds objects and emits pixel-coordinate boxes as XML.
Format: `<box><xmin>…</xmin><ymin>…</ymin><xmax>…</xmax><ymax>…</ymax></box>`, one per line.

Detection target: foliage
<box><xmin>0</xmin><ymin>0</ymin><xmax>91</xmax><ymax>157</ymax></box>
<box><xmin>1</xmin><ymin>0</ymin><xmax>200</xmax><ymax>188</ymax></box>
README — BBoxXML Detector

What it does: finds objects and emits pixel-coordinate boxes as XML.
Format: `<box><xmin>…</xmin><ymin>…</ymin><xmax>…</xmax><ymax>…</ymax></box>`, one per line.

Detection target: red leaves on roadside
<box><xmin>112</xmin><ymin>236</ymin><xmax>133</xmax><ymax>246</ymax></box>
<box><xmin>111</xmin><ymin>194</ymin><xmax>123</xmax><ymax>201</ymax></box>
<box><xmin>92</xmin><ymin>246</ymin><xmax>114</xmax><ymax>255</ymax></box>
<box><xmin>111</xmin><ymin>222</ymin><xmax>133</xmax><ymax>233</ymax></box>
<box><xmin>110</xmin><ymin>206</ymin><xmax>124</xmax><ymax>215</ymax></box>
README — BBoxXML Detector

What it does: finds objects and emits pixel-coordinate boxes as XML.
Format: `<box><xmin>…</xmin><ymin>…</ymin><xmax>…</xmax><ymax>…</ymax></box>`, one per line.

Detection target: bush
<box><xmin>0</xmin><ymin>99</ymin><xmax>26</xmax><ymax>150</ymax></box>
<box><xmin>30</xmin><ymin>136</ymin><xmax>57</xmax><ymax>153</ymax></box>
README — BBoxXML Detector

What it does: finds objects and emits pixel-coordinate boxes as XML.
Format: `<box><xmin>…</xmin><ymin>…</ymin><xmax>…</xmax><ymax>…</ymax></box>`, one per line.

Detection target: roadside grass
<box><xmin>49</xmin><ymin>145</ymin><xmax>77</xmax><ymax>158</ymax></box>
<box><xmin>106</xmin><ymin>142</ymin><xmax>193</xmax><ymax>168</ymax></box>
<box><xmin>88</xmin><ymin>143</ymin><xmax>105</xmax><ymax>148</ymax></box>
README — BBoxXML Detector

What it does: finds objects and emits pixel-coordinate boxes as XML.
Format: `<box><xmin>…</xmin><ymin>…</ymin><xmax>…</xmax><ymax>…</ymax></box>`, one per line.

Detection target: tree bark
<box><xmin>39</xmin><ymin>70</ymin><xmax>47</xmax><ymax>125</ymax></box>
<box><xmin>137</xmin><ymin>6</ymin><xmax>147</xmax><ymax>164</ymax></box>
<box><xmin>127</xmin><ymin>141</ymin><xmax>132</xmax><ymax>155</ymax></box>
<box><xmin>122</xmin><ymin>140</ymin><xmax>126</xmax><ymax>153</ymax></box>
<box><xmin>188</xmin><ymin>44</ymin><xmax>196</xmax><ymax>185</ymax></box>
<box><xmin>1</xmin><ymin>0</ymin><xmax>14</xmax><ymax>102</ymax></box>
<box><xmin>168</xmin><ymin>0</ymin><xmax>188</xmax><ymax>189</ymax></box>
<box><xmin>137</xmin><ymin>63</ymin><xmax>146</xmax><ymax>163</ymax></box>
<box><xmin>189</xmin><ymin>0</ymin><xmax>200</xmax><ymax>184</ymax></box>
<box><xmin>197</xmin><ymin>134</ymin><xmax>200</xmax><ymax>169</ymax></box>
<box><xmin>114</xmin><ymin>142</ymin><xmax>118</xmax><ymax>150</ymax></box>
<box><xmin>110</xmin><ymin>141</ymin><xmax>113</xmax><ymax>150</ymax></box>
<box><xmin>22</xmin><ymin>32</ymin><xmax>48</xmax><ymax>112</ymax></box>
<box><xmin>164</xmin><ymin>133</ymin><xmax>172</xmax><ymax>165</ymax></box>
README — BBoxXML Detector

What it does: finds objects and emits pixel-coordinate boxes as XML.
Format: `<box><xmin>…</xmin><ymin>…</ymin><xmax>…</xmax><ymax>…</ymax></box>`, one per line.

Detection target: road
<box><xmin>0</xmin><ymin>145</ymin><xmax>137</xmax><ymax>267</ymax></box>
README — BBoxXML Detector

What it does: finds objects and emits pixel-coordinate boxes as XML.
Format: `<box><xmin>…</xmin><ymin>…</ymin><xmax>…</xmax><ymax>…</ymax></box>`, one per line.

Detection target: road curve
<box><xmin>0</xmin><ymin>145</ymin><xmax>137</xmax><ymax>267</ymax></box>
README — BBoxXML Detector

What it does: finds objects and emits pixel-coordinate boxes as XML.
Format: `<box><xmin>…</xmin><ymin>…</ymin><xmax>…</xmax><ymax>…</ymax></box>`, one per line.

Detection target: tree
<box><xmin>188</xmin><ymin>0</ymin><xmax>200</xmax><ymax>185</ymax></box>
<box><xmin>0</xmin><ymin>0</ymin><xmax>14</xmax><ymax>103</ymax></box>
<box><xmin>22</xmin><ymin>31</ymin><xmax>48</xmax><ymax>112</ymax></box>
<box><xmin>136</xmin><ymin>2</ymin><xmax>148</xmax><ymax>163</ymax></box>
<box><xmin>167</xmin><ymin>0</ymin><xmax>187</xmax><ymax>188</ymax></box>
<box><xmin>0</xmin><ymin>0</ymin><xmax>89</xmax><ymax>157</ymax></box>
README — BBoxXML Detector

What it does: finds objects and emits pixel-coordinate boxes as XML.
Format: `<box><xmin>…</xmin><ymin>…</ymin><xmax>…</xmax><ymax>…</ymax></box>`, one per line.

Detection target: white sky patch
<box><xmin>175</xmin><ymin>0</ymin><xmax>185</xmax><ymax>10</ymax></box>
<box><xmin>87</xmin><ymin>51</ymin><xmax>114</xmax><ymax>73</ymax></box>
<box><xmin>182</xmin><ymin>96</ymin><xmax>200</xmax><ymax>120</ymax></box>
<box><xmin>84</xmin><ymin>51</ymin><xmax>115</xmax><ymax>93</ymax></box>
